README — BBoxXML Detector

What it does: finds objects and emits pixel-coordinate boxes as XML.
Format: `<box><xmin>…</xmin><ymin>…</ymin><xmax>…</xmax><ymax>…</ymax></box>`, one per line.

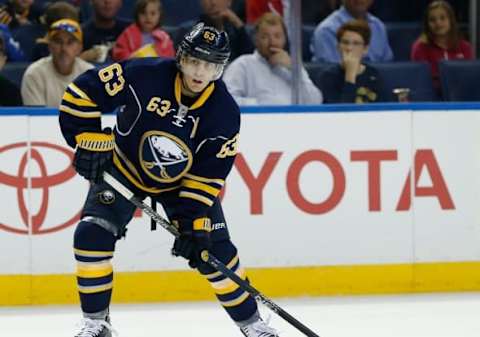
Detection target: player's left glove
<box><xmin>73</xmin><ymin>128</ymin><xmax>114</xmax><ymax>183</ymax></box>
<box><xmin>171</xmin><ymin>217</ymin><xmax>212</xmax><ymax>268</ymax></box>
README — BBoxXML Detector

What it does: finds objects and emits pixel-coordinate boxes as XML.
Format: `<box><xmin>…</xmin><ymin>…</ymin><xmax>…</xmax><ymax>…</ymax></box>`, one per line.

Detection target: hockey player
<box><xmin>59</xmin><ymin>23</ymin><xmax>279</xmax><ymax>337</ymax></box>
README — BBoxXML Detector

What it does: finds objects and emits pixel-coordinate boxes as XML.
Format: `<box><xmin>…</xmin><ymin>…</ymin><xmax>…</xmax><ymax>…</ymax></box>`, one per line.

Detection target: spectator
<box><xmin>246</xmin><ymin>0</ymin><xmax>283</xmax><ymax>24</ymax></box>
<box><xmin>0</xmin><ymin>23</ymin><xmax>25</xmax><ymax>61</ymax></box>
<box><xmin>310</xmin><ymin>0</ymin><xmax>393</xmax><ymax>63</ymax></box>
<box><xmin>32</xmin><ymin>1</ymin><xmax>80</xmax><ymax>61</ymax></box>
<box><xmin>411</xmin><ymin>0</ymin><xmax>473</xmax><ymax>91</ymax></box>
<box><xmin>111</xmin><ymin>0</ymin><xmax>174</xmax><ymax>61</ymax></box>
<box><xmin>197</xmin><ymin>0</ymin><xmax>254</xmax><ymax>61</ymax></box>
<box><xmin>223</xmin><ymin>12</ymin><xmax>322</xmax><ymax>105</ymax></box>
<box><xmin>81</xmin><ymin>0</ymin><xmax>131</xmax><ymax>63</ymax></box>
<box><xmin>0</xmin><ymin>33</ymin><xmax>22</xmax><ymax>105</ymax></box>
<box><xmin>21</xmin><ymin>19</ymin><xmax>94</xmax><ymax>106</ymax></box>
<box><xmin>0</xmin><ymin>0</ymin><xmax>44</xmax><ymax>30</ymax></box>
<box><xmin>321</xmin><ymin>20</ymin><xmax>383</xmax><ymax>103</ymax></box>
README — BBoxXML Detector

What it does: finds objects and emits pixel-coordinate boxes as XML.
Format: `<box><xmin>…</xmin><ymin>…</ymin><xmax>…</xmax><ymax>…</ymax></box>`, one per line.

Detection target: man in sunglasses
<box><xmin>21</xmin><ymin>18</ymin><xmax>93</xmax><ymax>107</ymax></box>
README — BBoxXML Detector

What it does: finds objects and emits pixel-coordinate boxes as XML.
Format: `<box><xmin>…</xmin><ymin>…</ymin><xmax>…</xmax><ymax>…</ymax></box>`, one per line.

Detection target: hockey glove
<box><xmin>73</xmin><ymin>128</ymin><xmax>114</xmax><ymax>183</ymax></box>
<box><xmin>172</xmin><ymin>217</ymin><xmax>212</xmax><ymax>268</ymax></box>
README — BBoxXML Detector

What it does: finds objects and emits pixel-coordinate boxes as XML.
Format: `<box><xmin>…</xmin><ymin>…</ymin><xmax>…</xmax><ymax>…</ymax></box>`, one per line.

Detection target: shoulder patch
<box><xmin>216</xmin><ymin>133</ymin><xmax>239</xmax><ymax>158</ymax></box>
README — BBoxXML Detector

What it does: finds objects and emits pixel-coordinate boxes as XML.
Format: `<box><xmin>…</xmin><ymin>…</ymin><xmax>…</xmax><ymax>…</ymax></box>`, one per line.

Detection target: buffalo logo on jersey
<box><xmin>139</xmin><ymin>131</ymin><xmax>193</xmax><ymax>183</ymax></box>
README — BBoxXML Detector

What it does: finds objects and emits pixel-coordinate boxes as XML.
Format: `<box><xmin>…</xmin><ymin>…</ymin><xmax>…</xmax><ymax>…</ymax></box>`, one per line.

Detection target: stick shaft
<box><xmin>103</xmin><ymin>171</ymin><xmax>320</xmax><ymax>337</ymax></box>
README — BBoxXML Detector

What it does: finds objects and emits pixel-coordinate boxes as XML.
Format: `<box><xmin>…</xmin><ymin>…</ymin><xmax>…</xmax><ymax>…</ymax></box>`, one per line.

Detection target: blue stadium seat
<box><xmin>0</xmin><ymin>62</ymin><xmax>29</xmax><ymax>88</ymax></box>
<box><xmin>304</xmin><ymin>61</ymin><xmax>336</xmax><ymax>92</ymax></box>
<box><xmin>162</xmin><ymin>0</ymin><xmax>202</xmax><ymax>26</ymax></box>
<box><xmin>439</xmin><ymin>60</ymin><xmax>480</xmax><ymax>101</ymax></box>
<box><xmin>12</xmin><ymin>23</ymin><xmax>46</xmax><ymax>62</ymax></box>
<box><xmin>372</xmin><ymin>62</ymin><xmax>437</xmax><ymax>102</ymax></box>
<box><xmin>302</xmin><ymin>25</ymin><xmax>315</xmax><ymax>62</ymax></box>
<box><xmin>386</xmin><ymin>22</ymin><xmax>422</xmax><ymax>61</ymax></box>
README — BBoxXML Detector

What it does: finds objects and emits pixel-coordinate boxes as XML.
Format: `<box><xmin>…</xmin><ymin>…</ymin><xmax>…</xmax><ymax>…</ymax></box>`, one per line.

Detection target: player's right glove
<box><xmin>73</xmin><ymin>128</ymin><xmax>114</xmax><ymax>183</ymax></box>
<box><xmin>171</xmin><ymin>217</ymin><xmax>212</xmax><ymax>269</ymax></box>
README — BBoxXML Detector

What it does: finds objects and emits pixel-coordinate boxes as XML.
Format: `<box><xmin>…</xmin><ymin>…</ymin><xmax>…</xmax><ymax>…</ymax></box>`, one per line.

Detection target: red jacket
<box><xmin>112</xmin><ymin>23</ymin><xmax>175</xmax><ymax>61</ymax></box>
<box><xmin>246</xmin><ymin>0</ymin><xmax>283</xmax><ymax>24</ymax></box>
<box><xmin>411</xmin><ymin>38</ymin><xmax>473</xmax><ymax>87</ymax></box>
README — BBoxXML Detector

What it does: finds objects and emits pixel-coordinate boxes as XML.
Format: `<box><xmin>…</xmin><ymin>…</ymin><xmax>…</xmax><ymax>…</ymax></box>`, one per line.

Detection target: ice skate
<box><xmin>240</xmin><ymin>318</ymin><xmax>279</xmax><ymax>337</ymax></box>
<box><xmin>74</xmin><ymin>317</ymin><xmax>113</xmax><ymax>337</ymax></box>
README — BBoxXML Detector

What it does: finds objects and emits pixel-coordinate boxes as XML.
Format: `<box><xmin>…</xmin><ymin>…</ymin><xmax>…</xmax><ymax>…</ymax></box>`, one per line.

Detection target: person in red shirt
<box><xmin>246</xmin><ymin>0</ymin><xmax>283</xmax><ymax>24</ymax></box>
<box><xmin>111</xmin><ymin>0</ymin><xmax>174</xmax><ymax>61</ymax></box>
<box><xmin>410</xmin><ymin>0</ymin><xmax>473</xmax><ymax>91</ymax></box>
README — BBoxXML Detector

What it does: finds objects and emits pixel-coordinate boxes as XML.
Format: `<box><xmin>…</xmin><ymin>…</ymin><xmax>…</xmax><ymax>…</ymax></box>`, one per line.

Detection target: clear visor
<box><xmin>180</xmin><ymin>54</ymin><xmax>225</xmax><ymax>81</ymax></box>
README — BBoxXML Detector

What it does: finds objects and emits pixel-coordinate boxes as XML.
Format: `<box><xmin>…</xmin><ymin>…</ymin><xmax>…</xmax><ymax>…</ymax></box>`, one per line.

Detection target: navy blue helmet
<box><xmin>177</xmin><ymin>23</ymin><xmax>231</xmax><ymax>65</ymax></box>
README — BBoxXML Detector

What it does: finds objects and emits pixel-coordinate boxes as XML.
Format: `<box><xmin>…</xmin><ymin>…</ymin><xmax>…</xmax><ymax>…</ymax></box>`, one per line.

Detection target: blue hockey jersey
<box><xmin>59</xmin><ymin>58</ymin><xmax>240</xmax><ymax>220</ymax></box>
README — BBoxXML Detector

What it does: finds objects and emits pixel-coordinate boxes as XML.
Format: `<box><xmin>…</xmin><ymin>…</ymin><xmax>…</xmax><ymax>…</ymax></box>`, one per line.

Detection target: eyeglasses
<box><xmin>339</xmin><ymin>39</ymin><xmax>365</xmax><ymax>47</ymax></box>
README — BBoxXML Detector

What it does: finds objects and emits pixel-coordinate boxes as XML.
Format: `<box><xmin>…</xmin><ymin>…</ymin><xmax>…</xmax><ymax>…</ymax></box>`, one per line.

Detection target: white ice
<box><xmin>1</xmin><ymin>292</ymin><xmax>479</xmax><ymax>337</ymax></box>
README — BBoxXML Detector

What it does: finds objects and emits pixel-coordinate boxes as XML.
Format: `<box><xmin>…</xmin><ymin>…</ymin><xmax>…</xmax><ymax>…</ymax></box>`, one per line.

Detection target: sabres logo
<box><xmin>139</xmin><ymin>131</ymin><xmax>193</xmax><ymax>183</ymax></box>
<box><xmin>98</xmin><ymin>189</ymin><xmax>115</xmax><ymax>205</ymax></box>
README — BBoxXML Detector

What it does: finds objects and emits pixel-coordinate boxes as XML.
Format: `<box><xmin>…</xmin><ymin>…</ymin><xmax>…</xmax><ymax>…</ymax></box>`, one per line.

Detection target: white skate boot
<box><xmin>240</xmin><ymin>318</ymin><xmax>279</xmax><ymax>337</ymax></box>
<box><xmin>74</xmin><ymin>317</ymin><xmax>114</xmax><ymax>337</ymax></box>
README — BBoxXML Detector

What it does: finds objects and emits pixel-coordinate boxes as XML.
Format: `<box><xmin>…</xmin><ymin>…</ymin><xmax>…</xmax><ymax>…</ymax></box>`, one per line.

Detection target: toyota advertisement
<box><xmin>1</xmin><ymin>107</ymin><xmax>480</xmax><ymax>303</ymax></box>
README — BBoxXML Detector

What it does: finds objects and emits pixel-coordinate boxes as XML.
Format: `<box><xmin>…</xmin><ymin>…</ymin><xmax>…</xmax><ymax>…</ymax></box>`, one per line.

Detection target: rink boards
<box><xmin>1</xmin><ymin>103</ymin><xmax>480</xmax><ymax>305</ymax></box>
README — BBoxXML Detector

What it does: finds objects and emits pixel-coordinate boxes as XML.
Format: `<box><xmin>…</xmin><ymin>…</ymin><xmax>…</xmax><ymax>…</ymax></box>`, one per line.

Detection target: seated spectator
<box><xmin>223</xmin><ymin>12</ymin><xmax>322</xmax><ymax>105</ymax></box>
<box><xmin>410</xmin><ymin>0</ymin><xmax>472</xmax><ymax>91</ymax></box>
<box><xmin>310</xmin><ymin>0</ymin><xmax>392</xmax><ymax>63</ymax></box>
<box><xmin>321</xmin><ymin>20</ymin><xmax>383</xmax><ymax>103</ymax></box>
<box><xmin>111</xmin><ymin>0</ymin><xmax>174</xmax><ymax>61</ymax></box>
<box><xmin>21</xmin><ymin>19</ymin><xmax>94</xmax><ymax>107</ymax></box>
<box><xmin>0</xmin><ymin>23</ymin><xmax>25</xmax><ymax>61</ymax></box>
<box><xmin>0</xmin><ymin>33</ymin><xmax>22</xmax><ymax>105</ymax></box>
<box><xmin>81</xmin><ymin>0</ymin><xmax>131</xmax><ymax>63</ymax></box>
<box><xmin>197</xmin><ymin>0</ymin><xmax>254</xmax><ymax>61</ymax></box>
<box><xmin>32</xmin><ymin>1</ymin><xmax>80</xmax><ymax>61</ymax></box>
<box><xmin>0</xmin><ymin>0</ymin><xmax>44</xmax><ymax>30</ymax></box>
<box><xmin>246</xmin><ymin>0</ymin><xmax>283</xmax><ymax>24</ymax></box>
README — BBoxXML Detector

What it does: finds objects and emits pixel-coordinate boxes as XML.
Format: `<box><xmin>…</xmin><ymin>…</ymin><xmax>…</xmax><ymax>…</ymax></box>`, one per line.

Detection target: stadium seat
<box><xmin>0</xmin><ymin>62</ymin><xmax>30</xmax><ymax>88</ymax></box>
<box><xmin>162</xmin><ymin>0</ymin><xmax>202</xmax><ymax>26</ymax></box>
<box><xmin>12</xmin><ymin>23</ymin><xmax>46</xmax><ymax>62</ymax></box>
<box><xmin>439</xmin><ymin>60</ymin><xmax>480</xmax><ymax>101</ymax></box>
<box><xmin>386</xmin><ymin>22</ymin><xmax>422</xmax><ymax>61</ymax></box>
<box><xmin>302</xmin><ymin>25</ymin><xmax>315</xmax><ymax>62</ymax></box>
<box><xmin>304</xmin><ymin>62</ymin><xmax>336</xmax><ymax>92</ymax></box>
<box><xmin>372</xmin><ymin>62</ymin><xmax>437</xmax><ymax>102</ymax></box>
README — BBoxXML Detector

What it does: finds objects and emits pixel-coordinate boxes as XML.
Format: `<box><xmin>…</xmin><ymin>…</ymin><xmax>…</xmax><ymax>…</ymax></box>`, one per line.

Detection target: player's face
<box><xmin>138</xmin><ymin>1</ymin><xmax>161</xmax><ymax>33</ymax></box>
<box><xmin>338</xmin><ymin>30</ymin><xmax>367</xmax><ymax>59</ymax></box>
<box><xmin>255</xmin><ymin>23</ymin><xmax>286</xmax><ymax>60</ymax></box>
<box><xmin>428</xmin><ymin>7</ymin><xmax>451</xmax><ymax>37</ymax></box>
<box><xmin>181</xmin><ymin>55</ymin><xmax>222</xmax><ymax>94</ymax></box>
<box><xmin>49</xmin><ymin>31</ymin><xmax>82</xmax><ymax>75</ymax></box>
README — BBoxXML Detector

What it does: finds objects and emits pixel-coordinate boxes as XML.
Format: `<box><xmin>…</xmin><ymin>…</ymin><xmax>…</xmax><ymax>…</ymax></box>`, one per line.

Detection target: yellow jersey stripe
<box><xmin>211</xmin><ymin>268</ymin><xmax>246</xmax><ymax>295</ymax></box>
<box><xmin>184</xmin><ymin>173</ymin><xmax>224</xmax><ymax>186</ymax></box>
<box><xmin>220</xmin><ymin>291</ymin><xmax>250</xmax><ymax>307</ymax></box>
<box><xmin>60</xmin><ymin>105</ymin><xmax>101</xmax><ymax>118</ymax></box>
<box><xmin>179</xmin><ymin>191</ymin><xmax>214</xmax><ymax>206</ymax></box>
<box><xmin>74</xmin><ymin>248</ymin><xmax>113</xmax><ymax>258</ymax></box>
<box><xmin>77</xmin><ymin>265</ymin><xmax>113</xmax><ymax>278</ymax></box>
<box><xmin>63</xmin><ymin>92</ymin><xmax>98</xmax><ymax>107</ymax></box>
<box><xmin>68</xmin><ymin>83</ymin><xmax>92</xmax><ymax>100</ymax></box>
<box><xmin>182</xmin><ymin>179</ymin><xmax>220</xmax><ymax>197</ymax></box>
<box><xmin>205</xmin><ymin>255</ymin><xmax>239</xmax><ymax>280</ymax></box>
<box><xmin>78</xmin><ymin>282</ymin><xmax>113</xmax><ymax>294</ymax></box>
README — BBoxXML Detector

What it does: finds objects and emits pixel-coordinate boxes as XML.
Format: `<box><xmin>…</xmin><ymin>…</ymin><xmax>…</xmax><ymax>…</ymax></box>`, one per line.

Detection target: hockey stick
<box><xmin>103</xmin><ymin>171</ymin><xmax>320</xmax><ymax>337</ymax></box>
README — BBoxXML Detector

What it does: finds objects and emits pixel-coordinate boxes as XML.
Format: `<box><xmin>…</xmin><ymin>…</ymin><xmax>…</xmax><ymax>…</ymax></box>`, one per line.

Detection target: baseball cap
<box><xmin>48</xmin><ymin>19</ymin><xmax>82</xmax><ymax>43</ymax></box>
